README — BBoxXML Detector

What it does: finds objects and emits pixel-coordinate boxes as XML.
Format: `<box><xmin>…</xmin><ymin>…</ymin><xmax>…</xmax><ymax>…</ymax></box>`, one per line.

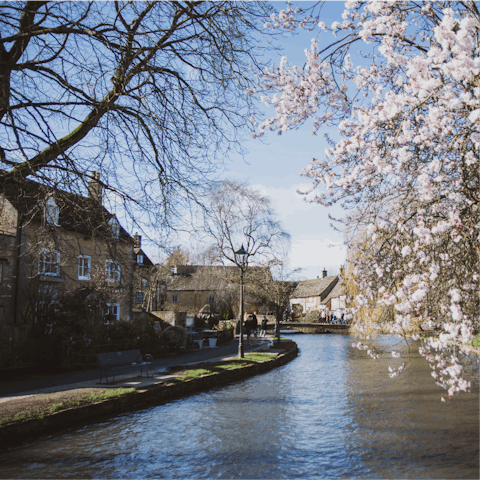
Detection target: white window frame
<box><xmin>108</xmin><ymin>217</ymin><xmax>120</xmax><ymax>240</ymax></box>
<box><xmin>137</xmin><ymin>254</ymin><xmax>144</xmax><ymax>265</ymax></box>
<box><xmin>38</xmin><ymin>250</ymin><xmax>60</xmax><ymax>276</ymax></box>
<box><xmin>45</xmin><ymin>197</ymin><xmax>59</xmax><ymax>226</ymax></box>
<box><xmin>105</xmin><ymin>259</ymin><xmax>121</xmax><ymax>283</ymax></box>
<box><xmin>171</xmin><ymin>294</ymin><xmax>179</xmax><ymax>303</ymax></box>
<box><xmin>105</xmin><ymin>303</ymin><xmax>120</xmax><ymax>322</ymax></box>
<box><xmin>78</xmin><ymin>255</ymin><xmax>91</xmax><ymax>280</ymax></box>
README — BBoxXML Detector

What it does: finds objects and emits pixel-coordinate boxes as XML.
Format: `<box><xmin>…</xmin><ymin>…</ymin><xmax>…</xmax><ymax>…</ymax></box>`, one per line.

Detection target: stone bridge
<box><xmin>279</xmin><ymin>322</ymin><xmax>350</xmax><ymax>334</ymax></box>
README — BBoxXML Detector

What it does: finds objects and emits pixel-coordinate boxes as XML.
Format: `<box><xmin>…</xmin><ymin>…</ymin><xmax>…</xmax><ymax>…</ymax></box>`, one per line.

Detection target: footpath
<box><xmin>0</xmin><ymin>337</ymin><xmax>272</xmax><ymax>401</ymax></box>
<box><xmin>0</xmin><ymin>336</ymin><xmax>298</xmax><ymax>445</ymax></box>
<box><xmin>0</xmin><ymin>341</ymin><xmax>265</xmax><ymax>403</ymax></box>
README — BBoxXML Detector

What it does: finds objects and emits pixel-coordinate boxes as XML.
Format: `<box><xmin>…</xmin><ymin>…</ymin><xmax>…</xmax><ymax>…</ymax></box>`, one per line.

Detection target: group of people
<box><xmin>320</xmin><ymin>310</ymin><xmax>346</xmax><ymax>324</ymax></box>
<box><xmin>243</xmin><ymin>312</ymin><xmax>269</xmax><ymax>343</ymax></box>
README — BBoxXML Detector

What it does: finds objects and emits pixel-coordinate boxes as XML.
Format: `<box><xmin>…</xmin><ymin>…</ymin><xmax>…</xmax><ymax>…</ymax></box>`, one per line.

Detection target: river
<box><xmin>0</xmin><ymin>334</ymin><xmax>478</xmax><ymax>479</ymax></box>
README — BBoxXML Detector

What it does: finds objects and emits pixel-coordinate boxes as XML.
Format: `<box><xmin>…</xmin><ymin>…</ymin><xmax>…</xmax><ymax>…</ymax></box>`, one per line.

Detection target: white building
<box><xmin>289</xmin><ymin>273</ymin><xmax>339</xmax><ymax>314</ymax></box>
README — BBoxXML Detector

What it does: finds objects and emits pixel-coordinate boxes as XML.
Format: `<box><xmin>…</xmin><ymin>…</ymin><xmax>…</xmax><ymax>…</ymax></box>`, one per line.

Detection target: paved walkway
<box><xmin>0</xmin><ymin>337</ymin><xmax>274</xmax><ymax>403</ymax></box>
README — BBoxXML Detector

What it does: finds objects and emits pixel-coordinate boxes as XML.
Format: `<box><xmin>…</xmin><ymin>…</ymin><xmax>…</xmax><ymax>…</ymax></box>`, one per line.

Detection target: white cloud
<box><xmin>291</xmin><ymin>236</ymin><xmax>346</xmax><ymax>279</ymax></box>
<box><xmin>252</xmin><ymin>183</ymin><xmax>346</xmax><ymax>279</ymax></box>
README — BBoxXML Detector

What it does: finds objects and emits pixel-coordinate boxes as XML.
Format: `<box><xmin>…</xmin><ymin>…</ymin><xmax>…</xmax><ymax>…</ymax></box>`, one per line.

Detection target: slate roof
<box><xmin>290</xmin><ymin>275</ymin><xmax>338</xmax><ymax>299</ymax></box>
<box><xmin>166</xmin><ymin>265</ymin><xmax>271</xmax><ymax>291</ymax></box>
<box><xmin>321</xmin><ymin>277</ymin><xmax>345</xmax><ymax>305</ymax></box>
<box><xmin>0</xmin><ymin>178</ymin><xmax>131</xmax><ymax>241</ymax></box>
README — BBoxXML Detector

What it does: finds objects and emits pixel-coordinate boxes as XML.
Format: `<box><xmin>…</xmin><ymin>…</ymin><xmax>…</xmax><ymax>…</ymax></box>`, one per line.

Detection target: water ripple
<box><xmin>0</xmin><ymin>335</ymin><xmax>478</xmax><ymax>479</ymax></box>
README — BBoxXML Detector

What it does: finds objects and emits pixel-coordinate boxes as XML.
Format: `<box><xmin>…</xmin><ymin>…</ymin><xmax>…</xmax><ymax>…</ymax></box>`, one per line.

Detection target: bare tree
<box><xmin>248</xmin><ymin>258</ymin><xmax>300</xmax><ymax>340</ymax></box>
<box><xmin>202</xmin><ymin>180</ymin><xmax>290</xmax><ymax>267</ymax></box>
<box><xmin>0</xmin><ymin>1</ymin><xmax>278</xmax><ymax>237</ymax></box>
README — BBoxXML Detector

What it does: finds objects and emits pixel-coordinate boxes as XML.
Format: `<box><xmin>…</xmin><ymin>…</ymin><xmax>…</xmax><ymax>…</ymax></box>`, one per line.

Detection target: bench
<box><xmin>96</xmin><ymin>349</ymin><xmax>153</xmax><ymax>384</ymax></box>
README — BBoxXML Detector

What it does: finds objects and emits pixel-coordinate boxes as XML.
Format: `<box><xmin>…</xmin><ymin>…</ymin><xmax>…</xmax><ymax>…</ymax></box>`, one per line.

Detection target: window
<box><xmin>135</xmin><ymin>278</ymin><xmax>148</xmax><ymax>304</ymax></box>
<box><xmin>207</xmin><ymin>294</ymin><xmax>215</xmax><ymax>302</ymax></box>
<box><xmin>137</xmin><ymin>254</ymin><xmax>144</xmax><ymax>265</ymax></box>
<box><xmin>105</xmin><ymin>303</ymin><xmax>120</xmax><ymax>323</ymax></box>
<box><xmin>78</xmin><ymin>255</ymin><xmax>91</xmax><ymax>280</ymax></box>
<box><xmin>45</xmin><ymin>197</ymin><xmax>59</xmax><ymax>226</ymax></box>
<box><xmin>171</xmin><ymin>295</ymin><xmax>179</xmax><ymax>303</ymax></box>
<box><xmin>105</xmin><ymin>260</ymin><xmax>120</xmax><ymax>282</ymax></box>
<box><xmin>108</xmin><ymin>217</ymin><xmax>120</xmax><ymax>240</ymax></box>
<box><xmin>36</xmin><ymin>285</ymin><xmax>59</xmax><ymax>327</ymax></box>
<box><xmin>38</xmin><ymin>250</ymin><xmax>60</xmax><ymax>276</ymax></box>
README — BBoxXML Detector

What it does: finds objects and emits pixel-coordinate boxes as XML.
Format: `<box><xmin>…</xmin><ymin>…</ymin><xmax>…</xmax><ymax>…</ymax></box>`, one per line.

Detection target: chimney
<box><xmin>322</xmin><ymin>268</ymin><xmax>327</xmax><ymax>278</ymax></box>
<box><xmin>133</xmin><ymin>233</ymin><xmax>141</xmax><ymax>249</ymax></box>
<box><xmin>88</xmin><ymin>171</ymin><xmax>103</xmax><ymax>202</ymax></box>
<box><xmin>340</xmin><ymin>265</ymin><xmax>345</xmax><ymax>277</ymax></box>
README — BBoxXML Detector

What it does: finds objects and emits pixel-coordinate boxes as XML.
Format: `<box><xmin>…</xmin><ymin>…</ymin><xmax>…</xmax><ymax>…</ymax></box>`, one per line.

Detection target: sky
<box><xmin>218</xmin><ymin>1</ymin><xmax>349</xmax><ymax>280</ymax></box>
<box><xmin>224</xmin><ymin>124</ymin><xmax>347</xmax><ymax>281</ymax></box>
<box><xmin>145</xmin><ymin>1</ymin><xmax>350</xmax><ymax>280</ymax></box>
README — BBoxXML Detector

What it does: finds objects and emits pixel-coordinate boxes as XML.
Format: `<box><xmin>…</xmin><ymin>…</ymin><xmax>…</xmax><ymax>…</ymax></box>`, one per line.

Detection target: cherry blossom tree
<box><xmin>254</xmin><ymin>1</ymin><xmax>479</xmax><ymax>400</ymax></box>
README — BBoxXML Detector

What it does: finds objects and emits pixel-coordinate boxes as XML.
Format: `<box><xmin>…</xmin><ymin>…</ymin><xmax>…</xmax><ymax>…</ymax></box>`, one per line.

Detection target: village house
<box><xmin>0</xmin><ymin>174</ymin><xmax>135</xmax><ymax>357</ymax></box>
<box><xmin>132</xmin><ymin>233</ymin><xmax>157</xmax><ymax>314</ymax></box>
<box><xmin>321</xmin><ymin>276</ymin><xmax>346</xmax><ymax>313</ymax></box>
<box><xmin>161</xmin><ymin>264</ymin><xmax>271</xmax><ymax>318</ymax></box>
<box><xmin>289</xmin><ymin>269</ymin><xmax>339</xmax><ymax>314</ymax></box>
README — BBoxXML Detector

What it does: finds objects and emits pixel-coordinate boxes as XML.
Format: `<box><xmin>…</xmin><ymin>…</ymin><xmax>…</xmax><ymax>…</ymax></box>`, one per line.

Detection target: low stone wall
<box><xmin>0</xmin><ymin>344</ymin><xmax>298</xmax><ymax>446</ymax></box>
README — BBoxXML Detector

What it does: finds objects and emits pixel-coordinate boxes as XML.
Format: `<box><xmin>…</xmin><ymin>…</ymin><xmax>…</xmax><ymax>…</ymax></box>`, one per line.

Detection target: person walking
<box><xmin>244</xmin><ymin>315</ymin><xmax>253</xmax><ymax>344</ymax></box>
<box><xmin>261</xmin><ymin>316</ymin><xmax>268</xmax><ymax>337</ymax></box>
<box><xmin>252</xmin><ymin>312</ymin><xmax>258</xmax><ymax>338</ymax></box>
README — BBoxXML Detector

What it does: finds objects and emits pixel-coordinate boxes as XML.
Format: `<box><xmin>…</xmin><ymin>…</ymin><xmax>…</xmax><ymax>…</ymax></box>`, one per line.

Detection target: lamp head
<box><xmin>234</xmin><ymin>244</ymin><xmax>248</xmax><ymax>267</ymax></box>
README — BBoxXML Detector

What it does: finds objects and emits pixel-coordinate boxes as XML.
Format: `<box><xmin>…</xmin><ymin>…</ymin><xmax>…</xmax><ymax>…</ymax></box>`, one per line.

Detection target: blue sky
<box><xmin>224</xmin><ymin>125</ymin><xmax>347</xmax><ymax>281</ymax></box>
<box><xmin>219</xmin><ymin>1</ymin><xmax>349</xmax><ymax>280</ymax></box>
<box><xmin>143</xmin><ymin>1</ymin><xmax>350</xmax><ymax>280</ymax></box>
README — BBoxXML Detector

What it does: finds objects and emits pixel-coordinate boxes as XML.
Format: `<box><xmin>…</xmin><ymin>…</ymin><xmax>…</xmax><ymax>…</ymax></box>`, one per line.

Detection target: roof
<box><xmin>0</xmin><ymin>178</ymin><xmax>131</xmax><ymax>241</ymax></box>
<box><xmin>166</xmin><ymin>265</ymin><xmax>271</xmax><ymax>292</ymax></box>
<box><xmin>290</xmin><ymin>275</ymin><xmax>338</xmax><ymax>299</ymax></box>
<box><xmin>321</xmin><ymin>278</ymin><xmax>345</xmax><ymax>305</ymax></box>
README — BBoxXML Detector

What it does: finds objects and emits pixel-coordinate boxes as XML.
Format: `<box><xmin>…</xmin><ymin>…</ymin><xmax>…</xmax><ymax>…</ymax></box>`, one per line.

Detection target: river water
<box><xmin>0</xmin><ymin>334</ymin><xmax>478</xmax><ymax>479</ymax></box>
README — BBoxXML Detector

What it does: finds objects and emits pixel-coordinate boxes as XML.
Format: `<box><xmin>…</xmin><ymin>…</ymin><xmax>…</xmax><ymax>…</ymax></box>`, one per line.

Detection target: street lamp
<box><xmin>235</xmin><ymin>244</ymin><xmax>248</xmax><ymax>358</ymax></box>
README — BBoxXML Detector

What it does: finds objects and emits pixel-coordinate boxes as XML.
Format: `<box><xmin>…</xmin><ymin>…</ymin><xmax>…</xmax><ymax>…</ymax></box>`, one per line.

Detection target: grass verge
<box><xmin>0</xmin><ymin>387</ymin><xmax>135</xmax><ymax>427</ymax></box>
<box><xmin>166</xmin><ymin>353</ymin><xmax>278</xmax><ymax>383</ymax></box>
<box><xmin>0</xmin><ymin>352</ymin><xmax>284</xmax><ymax>428</ymax></box>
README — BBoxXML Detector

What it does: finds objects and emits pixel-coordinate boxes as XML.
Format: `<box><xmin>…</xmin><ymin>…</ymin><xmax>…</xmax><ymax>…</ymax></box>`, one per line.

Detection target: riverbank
<box><xmin>0</xmin><ymin>340</ymin><xmax>297</xmax><ymax>445</ymax></box>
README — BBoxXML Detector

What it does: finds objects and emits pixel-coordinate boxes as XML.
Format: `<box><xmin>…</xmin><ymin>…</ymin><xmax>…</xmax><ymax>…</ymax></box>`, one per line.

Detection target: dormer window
<box><xmin>45</xmin><ymin>197</ymin><xmax>59</xmax><ymax>226</ymax></box>
<box><xmin>137</xmin><ymin>254</ymin><xmax>144</xmax><ymax>265</ymax></box>
<box><xmin>108</xmin><ymin>217</ymin><xmax>120</xmax><ymax>240</ymax></box>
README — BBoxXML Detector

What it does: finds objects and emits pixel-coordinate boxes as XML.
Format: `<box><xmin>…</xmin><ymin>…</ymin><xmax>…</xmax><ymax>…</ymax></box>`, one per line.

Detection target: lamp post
<box><xmin>235</xmin><ymin>244</ymin><xmax>248</xmax><ymax>358</ymax></box>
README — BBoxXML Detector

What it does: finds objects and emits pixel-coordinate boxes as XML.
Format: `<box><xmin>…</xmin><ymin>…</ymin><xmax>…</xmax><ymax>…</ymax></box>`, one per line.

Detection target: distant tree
<box><xmin>166</xmin><ymin>248</ymin><xmax>191</xmax><ymax>267</ymax></box>
<box><xmin>248</xmin><ymin>259</ymin><xmax>300</xmax><ymax>340</ymax></box>
<box><xmin>202</xmin><ymin>180</ymin><xmax>290</xmax><ymax>267</ymax></box>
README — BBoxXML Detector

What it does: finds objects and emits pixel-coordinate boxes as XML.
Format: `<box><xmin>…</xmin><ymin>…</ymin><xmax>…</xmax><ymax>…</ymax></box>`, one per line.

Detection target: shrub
<box><xmin>161</xmin><ymin>325</ymin><xmax>187</xmax><ymax>349</ymax></box>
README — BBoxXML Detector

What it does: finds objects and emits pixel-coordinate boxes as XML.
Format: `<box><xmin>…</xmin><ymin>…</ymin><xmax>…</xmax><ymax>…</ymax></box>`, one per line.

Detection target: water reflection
<box><xmin>0</xmin><ymin>335</ymin><xmax>478</xmax><ymax>479</ymax></box>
